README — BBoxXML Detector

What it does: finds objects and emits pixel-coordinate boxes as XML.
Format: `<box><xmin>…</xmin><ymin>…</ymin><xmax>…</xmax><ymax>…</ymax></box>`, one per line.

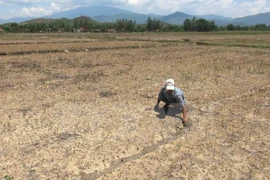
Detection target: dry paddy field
<box><xmin>0</xmin><ymin>32</ymin><xmax>270</xmax><ymax>180</ymax></box>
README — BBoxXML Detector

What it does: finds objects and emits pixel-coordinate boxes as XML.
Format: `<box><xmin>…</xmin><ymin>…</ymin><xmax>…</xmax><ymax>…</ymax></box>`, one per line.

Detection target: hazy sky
<box><xmin>0</xmin><ymin>0</ymin><xmax>269</xmax><ymax>19</ymax></box>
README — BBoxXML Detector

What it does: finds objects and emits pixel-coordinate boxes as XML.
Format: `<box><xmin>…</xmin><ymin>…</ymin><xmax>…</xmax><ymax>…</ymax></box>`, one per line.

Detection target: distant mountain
<box><xmin>91</xmin><ymin>11</ymin><xmax>234</xmax><ymax>26</ymax></box>
<box><xmin>195</xmin><ymin>15</ymin><xmax>233</xmax><ymax>26</ymax></box>
<box><xmin>93</xmin><ymin>13</ymin><xmax>162</xmax><ymax>24</ymax></box>
<box><xmin>1</xmin><ymin>5</ymin><xmax>270</xmax><ymax>26</ymax></box>
<box><xmin>45</xmin><ymin>5</ymin><xmax>133</xmax><ymax>19</ymax></box>
<box><xmin>231</xmin><ymin>12</ymin><xmax>270</xmax><ymax>26</ymax></box>
<box><xmin>0</xmin><ymin>17</ymin><xmax>34</xmax><ymax>24</ymax></box>
<box><xmin>20</xmin><ymin>16</ymin><xmax>100</xmax><ymax>27</ymax></box>
<box><xmin>197</xmin><ymin>14</ymin><xmax>232</xmax><ymax>21</ymax></box>
<box><xmin>21</xmin><ymin>18</ymin><xmax>58</xmax><ymax>24</ymax></box>
<box><xmin>160</xmin><ymin>11</ymin><xmax>192</xmax><ymax>24</ymax></box>
<box><xmin>211</xmin><ymin>19</ymin><xmax>233</xmax><ymax>26</ymax></box>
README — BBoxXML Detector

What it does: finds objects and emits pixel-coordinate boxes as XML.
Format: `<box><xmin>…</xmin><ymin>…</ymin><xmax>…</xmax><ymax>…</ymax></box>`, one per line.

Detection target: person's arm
<box><xmin>157</xmin><ymin>88</ymin><xmax>165</xmax><ymax>105</ymax></box>
<box><xmin>174</xmin><ymin>88</ymin><xmax>188</xmax><ymax>121</ymax></box>
<box><xmin>154</xmin><ymin>97</ymin><xmax>160</xmax><ymax>111</ymax></box>
<box><xmin>154</xmin><ymin>88</ymin><xmax>164</xmax><ymax>110</ymax></box>
<box><xmin>182</xmin><ymin>105</ymin><xmax>187</xmax><ymax>122</ymax></box>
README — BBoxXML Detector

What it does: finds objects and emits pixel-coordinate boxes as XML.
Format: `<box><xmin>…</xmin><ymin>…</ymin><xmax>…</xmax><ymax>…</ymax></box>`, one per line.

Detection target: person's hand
<box><xmin>183</xmin><ymin>119</ymin><xmax>192</xmax><ymax>128</ymax></box>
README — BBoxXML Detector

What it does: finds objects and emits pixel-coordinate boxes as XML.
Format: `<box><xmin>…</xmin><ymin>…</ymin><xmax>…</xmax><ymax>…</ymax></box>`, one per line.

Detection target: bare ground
<box><xmin>0</xmin><ymin>32</ymin><xmax>269</xmax><ymax>180</ymax></box>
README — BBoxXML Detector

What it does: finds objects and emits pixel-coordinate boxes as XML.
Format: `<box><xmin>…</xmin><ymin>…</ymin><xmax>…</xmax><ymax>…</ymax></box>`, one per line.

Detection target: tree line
<box><xmin>0</xmin><ymin>16</ymin><xmax>269</xmax><ymax>33</ymax></box>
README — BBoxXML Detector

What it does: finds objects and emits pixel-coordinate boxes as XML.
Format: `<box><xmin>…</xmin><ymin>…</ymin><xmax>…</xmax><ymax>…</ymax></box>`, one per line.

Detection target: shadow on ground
<box><xmin>154</xmin><ymin>104</ymin><xmax>183</xmax><ymax>120</ymax></box>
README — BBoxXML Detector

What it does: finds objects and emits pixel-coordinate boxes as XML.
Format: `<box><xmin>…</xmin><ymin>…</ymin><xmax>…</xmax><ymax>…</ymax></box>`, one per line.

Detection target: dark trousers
<box><xmin>160</xmin><ymin>98</ymin><xmax>178</xmax><ymax>114</ymax></box>
<box><xmin>159</xmin><ymin>94</ymin><xmax>182</xmax><ymax>115</ymax></box>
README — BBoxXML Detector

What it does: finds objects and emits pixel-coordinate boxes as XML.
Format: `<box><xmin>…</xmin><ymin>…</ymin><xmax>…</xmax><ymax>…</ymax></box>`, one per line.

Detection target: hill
<box><xmin>21</xmin><ymin>16</ymin><xmax>100</xmax><ymax>26</ymax></box>
<box><xmin>0</xmin><ymin>17</ymin><xmax>34</xmax><ymax>24</ymax></box>
<box><xmin>0</xmin><ymin>5</ymin><xmax>269</xmax><ymax>26</ymax></box>
<box><xmin>45</xmin><ymin>5</ymin><xmax>133</xmax><ymax>19</ymax></box>
<box><xmin>21</xmin><ymin>18</ymin><xmax>63</xmax><ymax>24</ymax></box>
<box><xmin>160</xmin><ymin>11</ymin><xmax>192</xmax><ymax>25</ymax></box>
<box><xmin>232</xmin><ymin>12</ymin><xmax>270</xmax><ymax>26</ymax></box>
<box><xmin>43</xmin><ymin>6</ymin><xmax>270</xmax><ymax>26</ymax></box>
<box><xmin>93</xmin><ymin>13</ymin><xmax>162</xmax><ymax>24</ymax></box>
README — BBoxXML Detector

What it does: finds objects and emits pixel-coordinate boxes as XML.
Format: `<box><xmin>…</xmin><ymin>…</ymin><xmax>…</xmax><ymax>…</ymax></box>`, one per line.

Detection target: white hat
<box><xmin>165</xmin><ymin>78</ymin><xmax>175</xmax><ymax>85</ymax></box>
<box><xmin>165</xmin><ymin>78</ymin><xmax>175</xmax><ymax>90</ymax></box>
<box><xmin>166</xmin><ymin>84</ymin><xmax>175</xmax><ymax>90</ymax></box>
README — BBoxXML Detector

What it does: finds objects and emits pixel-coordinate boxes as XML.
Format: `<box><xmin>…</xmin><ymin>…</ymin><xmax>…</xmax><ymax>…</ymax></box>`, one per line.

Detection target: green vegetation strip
<box><xmin>196</xmin><ymin>41</ymin><xmax>270</xmax><ymax>49</ymax></box>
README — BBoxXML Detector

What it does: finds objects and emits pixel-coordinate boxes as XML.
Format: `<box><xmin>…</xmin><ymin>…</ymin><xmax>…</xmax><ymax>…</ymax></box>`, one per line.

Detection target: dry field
<box><xmin>0</xmin><ymin>32</ymin><xmax>269</xmax><ymax>180</ymax></box>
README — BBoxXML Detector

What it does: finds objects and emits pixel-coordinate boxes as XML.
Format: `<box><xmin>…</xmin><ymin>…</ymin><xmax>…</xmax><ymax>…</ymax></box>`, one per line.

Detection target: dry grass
<box><xmin>0</xmin><ymin>32</ymin><xmax>269</xmax><ymax>180</ymax></box>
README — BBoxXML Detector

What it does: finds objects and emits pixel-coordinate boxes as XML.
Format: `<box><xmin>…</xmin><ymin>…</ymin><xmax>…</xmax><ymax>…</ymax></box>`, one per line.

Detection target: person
<box><xmin>155</xmin><ymin>78</ymin><xmax>191</xmax><ymax>127</ymax></box>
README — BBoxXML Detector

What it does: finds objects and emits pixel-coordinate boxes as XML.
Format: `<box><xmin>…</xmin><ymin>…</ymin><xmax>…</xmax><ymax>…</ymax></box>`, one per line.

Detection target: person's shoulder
<box><xmin>174</xmin><ymin>87</ymin><xmax>183</xmax><ymax>93</ymax></box>
<box><xmin>159</xmin><ymin>86</ymin><xmax>166</xmax><ymax>92</ymax></box>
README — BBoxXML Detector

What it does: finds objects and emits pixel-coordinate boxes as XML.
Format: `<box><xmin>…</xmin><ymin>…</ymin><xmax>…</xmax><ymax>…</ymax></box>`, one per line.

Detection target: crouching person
<box><xmin>155</xmin><ymin>79</ymin><xmax>191</xmax><ymax>127</ymax></box>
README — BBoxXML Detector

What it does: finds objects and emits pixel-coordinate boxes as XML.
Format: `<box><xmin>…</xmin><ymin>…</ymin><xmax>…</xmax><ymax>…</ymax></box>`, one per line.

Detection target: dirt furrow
<box><xmin>0</xmin><ymin>45</ymin><xmax>157</xmax><ymax>56</ymax></box>
<box><xmin>80</xmin><ymin>127</ymin><xmax>191</xmax><ymax>179</ymax></box>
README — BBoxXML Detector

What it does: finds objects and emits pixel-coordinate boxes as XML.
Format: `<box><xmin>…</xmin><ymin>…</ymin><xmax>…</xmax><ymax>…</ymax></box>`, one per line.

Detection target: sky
<box><xmin>0</xmin><ymin>0</ymin><xmax>270</xmax><ymax>19</ymax></box>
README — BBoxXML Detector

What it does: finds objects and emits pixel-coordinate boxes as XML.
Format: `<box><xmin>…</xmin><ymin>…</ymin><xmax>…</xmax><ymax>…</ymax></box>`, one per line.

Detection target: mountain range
<box><xmin>1</xmin><ymin>5</ymin><xmax>270</xmax><ymax>26</ymax></box>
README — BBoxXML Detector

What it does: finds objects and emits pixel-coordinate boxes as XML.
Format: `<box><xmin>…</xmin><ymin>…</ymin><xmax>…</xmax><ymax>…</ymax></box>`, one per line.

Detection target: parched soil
<box><xmin>0</xmin><ymin>32</ymin><xmax>269</xmax><ymax>180</ymax></box>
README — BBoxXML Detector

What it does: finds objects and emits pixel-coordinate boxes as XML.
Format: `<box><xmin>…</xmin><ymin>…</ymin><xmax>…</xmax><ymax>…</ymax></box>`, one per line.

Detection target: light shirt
<box><xmin>158</xmin><ymin>86</ymin><xmax>186</xmax><ymax>107</ymax></box>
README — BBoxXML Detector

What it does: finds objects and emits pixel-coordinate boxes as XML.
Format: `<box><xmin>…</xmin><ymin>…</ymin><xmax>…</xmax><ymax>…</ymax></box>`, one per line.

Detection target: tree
<box><xmin>191</xmin><ymin>16</ymin><xmax>196</xmax><ymax>31</ymax></box>
<box><xmin>250</xmin><ymin>24</ymin><xmax>267</xmax><ymax>30</ymax></box>
<box><xmin>146</xmin><ymin>17</ymin><xmax>153</xmax><ymax>31</ymax></box>
<box><xmin>183</xmin><ymin>19</ymin><xmax>192</xmax><ymax>31</ymax></box>
<box><xmin>196</xmin><ymin>18</ymin><xmax>212</xmax><ymax>31</ymax></box>
<box><xmin>134</xmin><ymin>24</ymin><xmax>146</xmax><ymax>32</ymax></box>
<box><xmin>114</xmin><ymin>19</ymin><xmax>136</xmax><ymax>32</ymax></box>
<box><xmin>210</xmin><ymin>21</ymin><xmax>218</xmax><ymax>31</ymax></box>
<box><xmin>10</xmin><ymin>23</ymin><xmax>19</xmax><ymax>32</ymax></box>
<box><xmin>183</xmin><ymin>17</ymin><xmax>216</xmax><ymax>32</ymax></box>
<box><xmin>227</xmin><ymin>24</ymin><xmax>235</xmax><ymax>31</ymax></box>
<box><xmin>125</xmin><ymin>20</ymin><xmax>136</xmax><ymax>32</ymax></box>
<box><xmin>146</xmin><ymin>17</ymin><xmax>162</xmax><ymax>31</ymax></box>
